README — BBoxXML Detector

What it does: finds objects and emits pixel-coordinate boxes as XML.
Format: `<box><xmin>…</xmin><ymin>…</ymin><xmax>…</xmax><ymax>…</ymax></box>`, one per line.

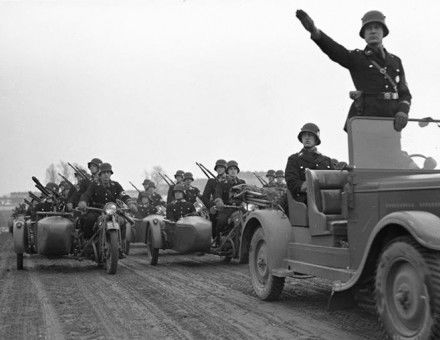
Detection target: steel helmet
<box><xmin>99</xmin><ymin>163</ymin><xmax>113</xmax><ymax>174</ymax></box>
<box><xmin>45</xmin><ymin>182</ymin><xmax>59</xmax><ymax>192</ymax></box>
<box><xmin>183</xmin><ymin>172</ymin><xmax>194</xmax><ymax>181</ymax></box>
<box><xmin>173</xmin><ymin>184</ymin><xmax>186</xmax><ymax>193</ymax></box>
<box><xmin>227</xmin><ymin>160</ymin><xmax>240</xmax><ymax>173</ymax></box>
<box><xmin>266</xmin><ymin>169</ymin><xmax>276</xmax><ymax>178</ymax></box>
<box><xmin>142</xmin><ymin>179</ymin><xmax>156</xmax><ymax>189</ymax></box>
<box><xmin>214</xmin><ymin>159</ymin><xmax>227</xmax><ymax>171</ymax></box>
<box><xmin>275</xmin><ymin>170</ymin><xmax>285</xmax><ymax>178</ymax></box>
<box><xmin>174</xmin><ymin>170</ymin><xmax>185</xmax><ymax>178</ymax></box>
<box><xmin>297</xmin><ymin>123</ymin><xmax>321</xmax><ymax>145</ymax></box>
<box><xmin>87</xmin><ymin>158</ymin><xmax>103</xmax><ymax>169</ymax></box>
<box><xmin>359</xmin><ymin>10</ymin><xmax>389</xmax><ymax>38</ymax></box>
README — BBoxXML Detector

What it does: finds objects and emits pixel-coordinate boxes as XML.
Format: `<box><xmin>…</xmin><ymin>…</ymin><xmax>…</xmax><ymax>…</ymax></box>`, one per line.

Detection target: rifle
<box><xmin>197</xmin><ymin>162</ymin><xmax>216</xmax><ymax>179</ymax></box>
<box><xmin>195</xmin><ymin>162</ymin><xmax>212</xmax><ymax>179</ymax></box>
<box><xmin>24</xmin><ymin>198</ymin><xmax>32</xmax><ymax>206</ymax></box>
<box><xmin>164</xmin><ymin>174</ymin><xmax>175</xmax><ymax>186</ymax></box>
<box><xmin>28</xmin><ymin>191</ymin><xmax>42</xmax><ymax>203</ymax></box>
<box><xmin>58</xmin><ymin>173</ymin><xmax>74</xmax><ymax>188</ymax></box>
<box><xmin>158</xmin><ymin>173</ymin><xmax>173</xmax><ymax>186</ymax></box>
<box><xmin>32</xmin><ymin>176</ymin><xmax>51</xmax><ymax>197</ymax></box>
<box><xmin>129</xmin><ymin>181</ymin><xmax>142</xmax><ymax>193</ymax></box>
<box><xmin>253</xmin><ymin>172</ymin><xmax>268</xmax><ymax>186</ymax></box>
<box><xmin>67</xmin><ymin>162</ymin><xmax>90</xmax><ymax>181</ymax></box>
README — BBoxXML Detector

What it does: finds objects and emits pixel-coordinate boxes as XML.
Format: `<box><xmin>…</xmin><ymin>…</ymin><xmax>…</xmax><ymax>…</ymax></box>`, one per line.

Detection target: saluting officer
<box><xmin>263</xmin><ymin>170</ymin><xmax>276</xmax><ymax>188</ymax></box>
<box><xmin>182</xmin><ymin>172</ymin><xmax>201</xmax><ymax>204</ymax></box>
<box><xmin>166</xmin><ymin>184</ymin><xmax>196</xmax><ymax>222</ymax></box>
<box><xmin>285</xmin><ymin>123</ymin><xmax>335</xmax><ymax>204</ymax></box>
<box><xmin>78</xmin><ymin>163</ymin><xmax>137</xmax><ymax>238</ymax></box>
<box><xmin>167</xmin><ymin>170</ymin><xmax>185</xmax><ymax>204</ymax></box>
<box><xmin>296</xmin><ymin>10</ymin><xmax>411</xmax><ymax>132</ymax></box>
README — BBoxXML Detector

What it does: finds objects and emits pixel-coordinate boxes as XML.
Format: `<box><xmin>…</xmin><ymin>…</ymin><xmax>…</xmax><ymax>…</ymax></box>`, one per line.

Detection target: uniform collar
<box><xmin>300</xmin><ymin>147</ymin><xmax>319</xmax><ymax>155</ymax></box>
<box><xmin>364</xmin><ymin>45</ymin><xmax>387</xmax><ymax>59</ymax></box>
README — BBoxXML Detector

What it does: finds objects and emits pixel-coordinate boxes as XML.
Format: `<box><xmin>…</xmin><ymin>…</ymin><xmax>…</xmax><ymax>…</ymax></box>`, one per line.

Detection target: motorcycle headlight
<box><xmin>245</xmin><ymin>203</ymin><xmax>257</xmax><ymax>212</ymax></box>
<box><xmin>104</xmin><ymin>203</ymin><xmax>117</xmax><ymax>216</ymax></box>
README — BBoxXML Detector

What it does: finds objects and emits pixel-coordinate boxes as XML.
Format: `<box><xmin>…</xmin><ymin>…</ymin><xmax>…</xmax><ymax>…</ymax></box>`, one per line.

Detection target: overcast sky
<box><xmin>1</xmin><ymin>0</ymin><xmax>439</xmax><ymax>194</ymax></box>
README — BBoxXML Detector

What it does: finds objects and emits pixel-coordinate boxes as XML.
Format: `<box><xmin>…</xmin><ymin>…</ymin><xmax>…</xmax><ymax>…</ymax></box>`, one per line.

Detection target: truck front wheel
<box><xmin>249</xmin><ymin>227</ymin><xmax>284</xmax><ymax>300</ymax></box>
<box><xmin>375</xmin><ymin>236</ymin><xmax>440</xmax><ymax>339</ymax></box>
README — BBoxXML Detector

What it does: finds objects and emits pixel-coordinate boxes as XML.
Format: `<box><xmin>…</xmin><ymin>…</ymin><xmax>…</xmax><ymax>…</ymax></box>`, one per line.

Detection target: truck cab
<box><xmin>245</xmin><ymin>117</ymin><xmax>440</xmax><ymax>340</ymax></box>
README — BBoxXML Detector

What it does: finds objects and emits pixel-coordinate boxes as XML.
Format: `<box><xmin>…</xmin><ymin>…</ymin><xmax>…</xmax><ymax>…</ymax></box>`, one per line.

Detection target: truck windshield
<box><xmin>349</xmin><ymin>117</ymin><xmax>440</xmax><ymax>170</ymax></box>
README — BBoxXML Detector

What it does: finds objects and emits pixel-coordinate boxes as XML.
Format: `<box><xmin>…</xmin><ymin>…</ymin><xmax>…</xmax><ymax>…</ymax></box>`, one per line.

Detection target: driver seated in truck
<box><xmin>77</xmin><ymin>162</ymin><xmax>137</xmax><ymax>238</ymax></box>
<box><xmin>213</xmin><ymin>160</ymin><xmax>246</xmax><ymax>243</ymax></box>
<box><xmin>166</xmin><ymin>184</ymin><xmax>195</xmax><ymax>222</ymax></box>
<box><xmin>285</xmin><ymin>123</ymin><xmax>337</xmax><ymax>205</ymax></box>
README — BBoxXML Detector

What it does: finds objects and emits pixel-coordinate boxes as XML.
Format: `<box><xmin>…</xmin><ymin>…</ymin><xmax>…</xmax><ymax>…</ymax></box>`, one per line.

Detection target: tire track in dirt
<box><xmin>125</xmin><ymin>247</ymin><xmax>379</xmax><ymax>339</ymax></box>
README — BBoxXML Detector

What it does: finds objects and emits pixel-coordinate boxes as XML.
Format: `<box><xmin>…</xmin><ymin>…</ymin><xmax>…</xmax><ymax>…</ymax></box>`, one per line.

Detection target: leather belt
<box><xmin>365</xmin><ymin>92</ymin><xmax>399</xmax><ymax>100</ymax></box>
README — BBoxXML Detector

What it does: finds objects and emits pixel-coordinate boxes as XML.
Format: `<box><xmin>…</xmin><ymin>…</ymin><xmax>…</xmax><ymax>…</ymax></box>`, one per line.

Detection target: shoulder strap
<box><xmin>370</xmin><ymin>60</ymin><xmax>397</xmax><ymax>91</ymax></box>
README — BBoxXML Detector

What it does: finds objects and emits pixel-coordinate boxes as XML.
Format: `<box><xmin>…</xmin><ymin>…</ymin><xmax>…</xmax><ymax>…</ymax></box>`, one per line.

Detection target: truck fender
<box><xmin>334</xmin><ymin>210</ymin><xmax>440</xmax><ymax>292</ymax></box>
<box><xmin>147</xmin><ymin>216</ymin><xmax>164</xmax><ymax>249</ymax></box>
<box><xmin>13</xmin><ymin>219</ymin><xmax>26</xmax><ymax>254</ymax></box>
<box><xmin>241</xmin><ymin>209</ymin><xmax>291</xmax><ymax>271</ymax></box>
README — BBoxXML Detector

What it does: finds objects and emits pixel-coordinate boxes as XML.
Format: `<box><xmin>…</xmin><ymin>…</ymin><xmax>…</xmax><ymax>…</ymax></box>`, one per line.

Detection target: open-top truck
<box><xmin>243</xmin><ymin>117</ymin><xmax>440</xmax><ymax>339</ymax></box>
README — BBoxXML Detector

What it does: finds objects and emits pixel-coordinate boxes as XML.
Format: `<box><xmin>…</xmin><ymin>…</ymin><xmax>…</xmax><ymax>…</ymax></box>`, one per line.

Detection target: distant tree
<box><xmin>151</xmin><ymin>165</ymin><xmax>165</xmax><ymax>186</ymax></box>
<box><xmin>45</xmin><ymin>163</ymin><xmax>58</xmax><ymax>184</ymax></box>
<box><xmin>59</xmin><ymin>161</ymin><xmax>73</xmax><ymax>181</ymax></box>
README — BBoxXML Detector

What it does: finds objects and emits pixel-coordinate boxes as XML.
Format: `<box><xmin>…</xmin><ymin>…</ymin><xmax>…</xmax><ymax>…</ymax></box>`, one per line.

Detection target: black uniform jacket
<box><xmin>214</xmin><ymin>176</ymin><xmax>246</xmax><ymax>205</ymax></box>
<box><xmin>166</xmin><ymin>199</ymin><xmax>195</xmax><ymax>222</ymax></box>
<box><xmin>312</xmin><ymin>31</ymin><xmax>411</xmax><ymax>126</ymax></box>
<box><xmin>80</xmin><ymin>180</ymin><xmax>129</xmax><ymax>208</ymax></box>
<box><xmin>201</xmin><ymin>175</ymin><xmax>227</xmax><ymax>207</ymax></box>
<box><xmin>184</xmin><ymin>185</ymin><xmax>201</xmax><ymax>204</ymax></box>
<box><xmin>137</xmin><ymin>192</ymin><xmax>165</xmax><ymax>207</ymax></box>
<box><xmin>285</xmin><ymin>148</ymin><xmax>334</xmax><ymax>204</ymax></box>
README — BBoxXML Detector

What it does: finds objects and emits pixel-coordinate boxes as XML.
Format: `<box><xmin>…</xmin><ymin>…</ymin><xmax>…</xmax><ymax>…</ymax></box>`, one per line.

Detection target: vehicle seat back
<box><xmin>287</xmin><ymin>190</ymin><xmax>308</xmax><ymax>226</ymax></box>
<box><xmin>306</xmin><ymin>169</ymin><xmax>349</xmax><ymax>236</ymax></box>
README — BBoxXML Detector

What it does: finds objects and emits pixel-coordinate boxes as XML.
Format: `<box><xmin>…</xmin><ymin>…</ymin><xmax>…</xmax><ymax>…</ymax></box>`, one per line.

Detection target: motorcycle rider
<box><xmin>138</xmin><ymin>179</ymin><xmax>165</xmax><ymax>207</ymax></box>
<box><xmin>201</xmin><ymin>159</ymin><xmax>228</xmax><ymax>242</ymax></box>
<box><xmin>78</xmin><ymin>162</ymin><xmax>137</xmax><ymax>238</ymax></box>
<box><xmin>214</xmin><ymin>160</ymin><xmax>246</xmax><ymax>242</ymax></box>
<box><xmin>167</xmin><ymin>170</ymin><xmax>185</xmax><ymax>204</ymax></box>
<box><xmin>166</xmin><ymin>184</ymin><xmax>195</xmax><ymax>222</ymax></box>
<box><xmin>182</xmin><ymin>172</ymin><xmax>201</xmax><ymax>204</ymax></box>
<box><xmin>136</xmin><ymin>191</ymin><xmax>158</xmax><ymax>218</ymax></box>
<box><xmin>263</xmin><ymin>170</ymin><xmax>276</xmax><ymax>188</ymax></box>
<box><xmin>67</xmin><ymin>158</ymin><xmax>102</xmax><ymax>210</ymax></box>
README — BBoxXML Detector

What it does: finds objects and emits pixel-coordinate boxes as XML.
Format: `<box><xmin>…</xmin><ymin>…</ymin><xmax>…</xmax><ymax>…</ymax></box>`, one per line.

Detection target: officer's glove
<box><xmin>296</xmin><ymin>10</ymin><xmax>319</xmax><ymax>37</ymax></box>
<box><xmin>214</xmin><ymin>198</ymin><xmax>224</xmax><ymax>209</ymax></box>
<box><xmin>300</xmin><ymin>182</ymin><xmax>307</xmax><ymax>192</ymax></box>
<box><xmin>335</xmin><ymin>161</ymin><xmax>353</xmax><ymax>171</ymax></box>
<box><xmin>78</xmin><ymin>201</ymin><xmax>87</xmax><ymax>211</ymax></box>
<box><xmin>209</xmin><ymin>206</ymin><xmax>217</xmax><ymax>215</ymax></box>
<box><xmin>128</xmin><ymin>202</ymin><xmax>138</xmax><ymax>214</ymax></box>
<box><xmin>394</xmin><ymin>112</ymin><xmax>408</xmax><ymax>132</ymax></box>
<box><xmin>66</xmin><ymin>202</ymin><xmax>73</xmax><ymax>211</ymax></box>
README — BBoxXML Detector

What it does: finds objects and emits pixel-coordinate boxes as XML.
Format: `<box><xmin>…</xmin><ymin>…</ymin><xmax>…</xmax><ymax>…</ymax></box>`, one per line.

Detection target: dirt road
<box><xmin>0</xmin><ymin>232</ymin><xmax>380</xmax><ymax>339</ymax></box>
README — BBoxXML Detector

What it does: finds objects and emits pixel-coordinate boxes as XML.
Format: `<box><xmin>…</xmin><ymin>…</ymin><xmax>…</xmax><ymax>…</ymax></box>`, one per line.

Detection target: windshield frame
<box><xmin>347</xmin><ymin>116</ymin><xmax>440</xmax><ymax>171</ymax></box>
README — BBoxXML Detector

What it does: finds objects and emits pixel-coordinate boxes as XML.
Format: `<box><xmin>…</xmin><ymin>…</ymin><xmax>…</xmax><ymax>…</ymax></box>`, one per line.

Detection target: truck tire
<box><xmin>249</xmin><ymin>227</ymin><xmax>284</xmax><ymax>300</ymax></box>
<box><xmin>17</xmin><ymin>253</ymin><xmax>23</xmax><ymax>270</ymax></box>
<box><xmin>105</xmin><ymin>231</ymin><xmax>119</xmax><ymax>274</ymax></box>
<box><xmin>375</xmin><ymin>236</ymin><xmax>440</xmax><ymax>340</ymax></box>
<box><xmin>146</xmin><ymin>226</ymin><xmax>159</xmax><ymax>266</ymax></box>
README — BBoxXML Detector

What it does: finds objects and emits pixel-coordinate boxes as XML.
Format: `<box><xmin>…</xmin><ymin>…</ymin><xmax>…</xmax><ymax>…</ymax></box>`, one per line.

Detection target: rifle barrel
<box><xmin>199</xmin><ymin>163</ymin><xmax>215</xmax><ymax>179</ymax></box>
<box><xmin>195</xmin><ymin>162</ymin><xmax>211</xmax><ymax>179</ymax></box>
<box><xmin>164</xmin><ymin>174</ymin><xmax>175</xmax><ymax>185</ymax></box>
<box><xmin>129</xmin><ymin>181</ymin><xmax>142</xmax><ymax>193</ymax></box>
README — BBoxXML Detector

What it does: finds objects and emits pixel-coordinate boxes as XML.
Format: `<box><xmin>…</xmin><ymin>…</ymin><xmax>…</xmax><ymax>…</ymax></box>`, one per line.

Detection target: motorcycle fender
<box><xmin>149</xmin><ymin>218</ymin><xmax>163</xmax><ymax>249</ymax></box>
<box><xmin>243</xmin><ymin>209</ymin><xmax>291</xmax><ymax>272</ymax></box>
<box><xmin>13</xmin><ymin>219</ymin><xmax>26</xmax><ymax>254</ymax></box>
